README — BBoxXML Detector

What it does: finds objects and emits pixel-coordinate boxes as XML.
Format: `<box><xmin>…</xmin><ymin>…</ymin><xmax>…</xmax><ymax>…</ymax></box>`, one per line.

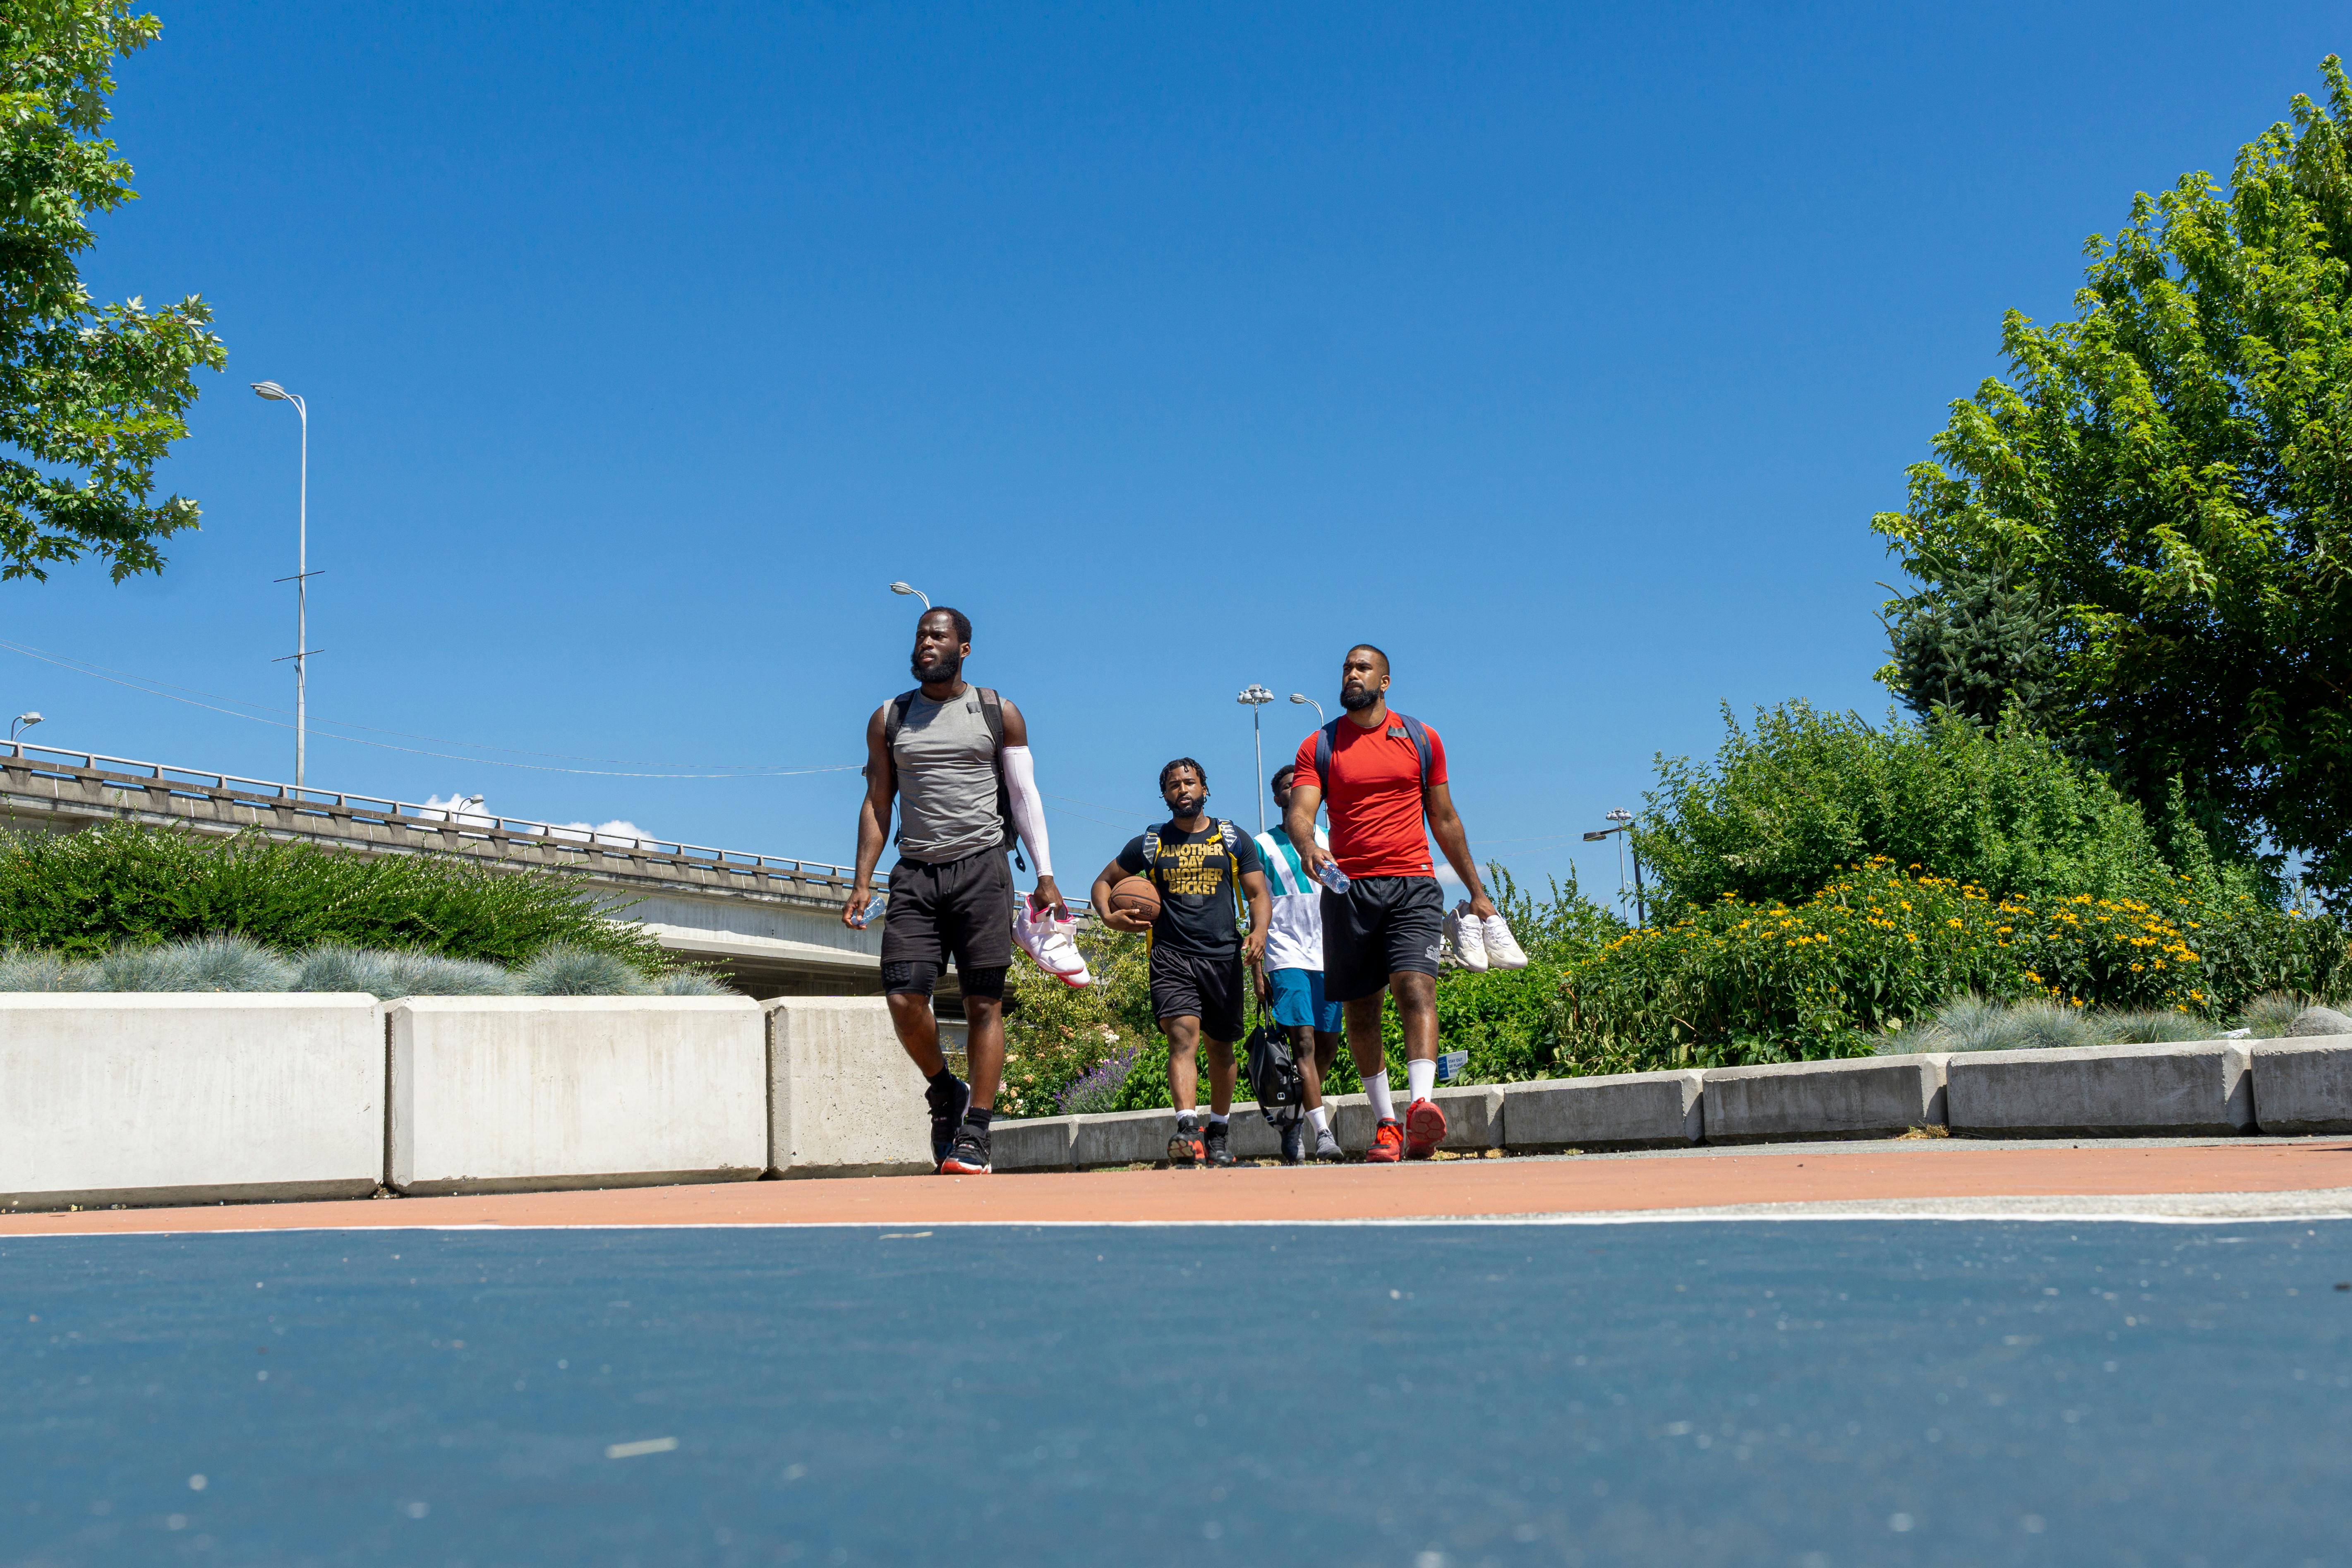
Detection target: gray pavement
<box><xmin>5</xmin><ymin>1217</ymin><xmax>2350</xmax><ymax>1565</ymax></box>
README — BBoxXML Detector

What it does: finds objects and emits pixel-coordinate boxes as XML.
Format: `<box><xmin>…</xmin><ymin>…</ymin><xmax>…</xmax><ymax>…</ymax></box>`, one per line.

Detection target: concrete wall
<box><xmin>0</xmin><ymin>995</ymin><xmax>384</xmax><ymax>1210</ymax></box>
<box><xmin>1499</xmin><ymin>1070</ymin><xmax>1703</xmax><ymax>1150</ymax></box>
<box><xmin>1702</xmin><ymin>1054</ymin><xmax>1948</xmax><ymax>1143</ymax></box>
<box><xmin>767</xmin><ymin>997</ymin><xmax>933</xmax><ymax>1177</ymax></box>
<box><xmin>1944</xmin><ymin>1041</ymin><xmax>2254</xmax><ymax>1137</ymax></box>
<box><xmin>387</xmin><ymin>997</ymin><xmax>767</xmax><ymax>1194</ymax></box>
<box><xmin>2248</xmin><ymin>1039</ymin><xmax>2352</xmax><ymax>1134</ymax></box>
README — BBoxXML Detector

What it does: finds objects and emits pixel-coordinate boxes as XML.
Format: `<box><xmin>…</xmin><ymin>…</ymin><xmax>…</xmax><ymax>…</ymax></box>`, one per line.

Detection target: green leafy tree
<box><xmin>1873</xmin><ymin>58</ymin><xmax>2352</xmax><ymax>892</ymax></box>
<box><xmin>2</xmin><ymin>1</ymin><xmax>225</xmax><ymax>582</ymax></box>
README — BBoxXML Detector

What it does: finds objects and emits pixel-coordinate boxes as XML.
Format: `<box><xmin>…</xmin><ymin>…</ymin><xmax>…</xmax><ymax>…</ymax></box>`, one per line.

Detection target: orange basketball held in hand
<box><xmin>1108</xmin><ymin>875</ymin><xmax>1161</xmax><ymax>925</ymax></box>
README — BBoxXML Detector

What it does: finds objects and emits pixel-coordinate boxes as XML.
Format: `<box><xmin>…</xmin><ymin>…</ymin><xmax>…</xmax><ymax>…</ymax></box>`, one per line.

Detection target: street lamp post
<box><xmin>888</xmin><ymin>581</ymin><xmax>931</xmax><ymax>610</ymax></box>
<box><xmin>1581</xmin><ymin>809</ymin><xmax>1646</xmax><ymax>926</ymax></box>
<box><xmin>8</xmin><ymin>712</ymin><xmax>40</xmax><ymax>748</ymax></box>
<box><xmin>1236</xmin><ymin>684</ymin><xmax>1274</xmax><ymax>833</ymax></box>
<box><xmin>1289</xmin><ymin>692</ymin><xmax>1323</xmax><ymax>724</ymax></box>
<box><xmin>251</xmin><ymin>381</ymin><xmax>318</xmax><ymax>791</ymax></box>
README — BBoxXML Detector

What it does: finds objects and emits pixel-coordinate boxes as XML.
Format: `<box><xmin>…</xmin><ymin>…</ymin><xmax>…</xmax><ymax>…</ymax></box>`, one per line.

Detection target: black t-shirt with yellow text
<box><xmin>1115</xmin><ymin>820</ymin><xmax>1261</xmax><ymax>958</ymax></box>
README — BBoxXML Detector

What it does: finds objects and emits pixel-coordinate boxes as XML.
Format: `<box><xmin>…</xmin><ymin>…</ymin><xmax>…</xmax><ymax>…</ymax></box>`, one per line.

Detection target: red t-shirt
<box><xmin>1292</xmin><ymin>715</ymin><xmax>1448</xmax><ymax>878</ymax></box>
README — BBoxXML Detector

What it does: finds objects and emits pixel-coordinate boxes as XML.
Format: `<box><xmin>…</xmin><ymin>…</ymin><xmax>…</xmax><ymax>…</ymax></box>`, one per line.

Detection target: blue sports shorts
<box><xmin>1264</xmin><ymin>966</ymin><xmax>1342</xmax><ymax>1034</ymax></box>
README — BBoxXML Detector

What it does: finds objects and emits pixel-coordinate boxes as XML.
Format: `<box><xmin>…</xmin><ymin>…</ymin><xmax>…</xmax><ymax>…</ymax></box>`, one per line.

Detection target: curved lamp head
<box><xmin>251</xmin><ymin>381</ymin><xmax>292</xmax><ymax>401</ymax></box>
<box><xmin>887</xmin><ymin>581</ymin><xmax>931</xmax><ymax>609</ymax></box>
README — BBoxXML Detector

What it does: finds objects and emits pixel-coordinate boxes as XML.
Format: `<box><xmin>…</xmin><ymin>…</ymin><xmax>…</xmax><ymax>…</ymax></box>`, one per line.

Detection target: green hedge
<box><xmin>0</xmin><ymin>826</ymin><xmax>662</xmax><ymax>971</ymax></box>
<box><xmin>1558</xmin><ymin>857</ymin><xmax>2349</xmax><ymax>1069</ymax></box>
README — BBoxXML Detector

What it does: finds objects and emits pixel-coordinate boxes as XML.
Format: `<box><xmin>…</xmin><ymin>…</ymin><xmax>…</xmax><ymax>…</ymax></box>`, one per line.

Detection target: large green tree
<box><xmin>1874</xmin><ymin>58</ymin><xmax>2352</xmax><ymax>893</ymax></box>
<box><xmin>2</xmin><ymin>1</ymin><xmax>223</xmax><ymax>582</ymax></box>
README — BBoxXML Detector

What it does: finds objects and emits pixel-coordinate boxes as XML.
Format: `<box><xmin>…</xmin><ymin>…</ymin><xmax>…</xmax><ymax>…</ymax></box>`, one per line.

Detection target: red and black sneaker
<box><xmin>1168</xmin><ymin>1117</ymin><xmax>1204</xmax><ymax>1168</ymax></box>
<box><xmin>1364</xmin><ymin>1117</ymin><xmax>1405</xmax><ymax>1163</ymax></box>
<box><xmin>938</xmin><ymin>1122</ymin><xmax>991</xmax><ymax>1175</ymax></box>
<box><xmin>1405</xmin><ymin>1097</ymin><xmax>1448</xmax><ymax>1159</ymax></box>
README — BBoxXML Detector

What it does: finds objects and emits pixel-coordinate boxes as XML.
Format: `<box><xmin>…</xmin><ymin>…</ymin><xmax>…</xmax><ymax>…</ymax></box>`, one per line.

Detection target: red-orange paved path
<box><xmin>7</xmin><ymin>1140</ymin><xmax>2352</xmax><ymax>1236</ymax></box>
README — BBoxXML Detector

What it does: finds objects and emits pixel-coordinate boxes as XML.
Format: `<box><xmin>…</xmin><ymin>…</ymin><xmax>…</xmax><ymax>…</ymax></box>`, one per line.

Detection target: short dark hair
<box><xmin>1270</xmin><ymin>764</ymin><xmax>1295</xmax><ymax>793</ymax></box>
<box><xmin>923</xmin><ymin>606</ymin><xmax>973</xmax><ymax>643</ymax></box>
<box><xmin>1348</xmin><ymin>642</ymin><xmax>1390</xmax><ymax>674</ymax></box>
<box><xmin>1159</xmin><ymin>757</ymin><xmax>1206</xmax><ymax>791</ymax></box>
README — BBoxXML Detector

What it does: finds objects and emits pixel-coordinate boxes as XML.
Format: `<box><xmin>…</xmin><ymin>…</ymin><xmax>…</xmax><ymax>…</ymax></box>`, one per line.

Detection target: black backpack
<box><xmin>880</xmin><ymin>686</ymin><xmax>1025</xmax><ymax>869</ymax></box>
<box><xmin>1243</xmin><ymin>1022</ymin><xmax>1304</xmax><ymax>1128</ymax></box>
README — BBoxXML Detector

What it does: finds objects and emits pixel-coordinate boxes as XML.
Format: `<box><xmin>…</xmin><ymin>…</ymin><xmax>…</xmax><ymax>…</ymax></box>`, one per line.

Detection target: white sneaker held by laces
<box><xmin>1479</xmin><ymin>911</ymin><xmax>1529</xmax><ymax>970</ymax></box>
<box><xmin>1014</xmin><ymin>901</ymin><xmax>1092</xmax><ymax>987</ymax></box>
<box><xmin>1444</xmin><ymin>901</ymin><xmax>1489</xmax><ymax>971</ymax></box>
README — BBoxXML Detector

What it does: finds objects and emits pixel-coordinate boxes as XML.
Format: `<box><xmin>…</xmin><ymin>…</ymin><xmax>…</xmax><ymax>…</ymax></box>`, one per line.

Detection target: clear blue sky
<box><xmin>6</xmin><ymin>2</ymin><xmax>2345</xmax><ymax>910</ymax></box>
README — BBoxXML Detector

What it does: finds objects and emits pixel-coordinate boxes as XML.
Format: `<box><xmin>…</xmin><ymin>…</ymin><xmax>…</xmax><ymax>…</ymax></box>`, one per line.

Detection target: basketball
<box><xmin>1108</xmin><ymin>875</ymin><xmax>1161</xmax><ymax>924</ymax></box>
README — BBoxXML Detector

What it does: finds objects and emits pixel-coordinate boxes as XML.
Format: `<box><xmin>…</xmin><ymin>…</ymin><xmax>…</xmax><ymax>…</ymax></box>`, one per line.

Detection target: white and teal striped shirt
<box><xmin>1253</xmin><ymin>825</ymin><xmax>1328</xmax><ymax>972</ymax></box>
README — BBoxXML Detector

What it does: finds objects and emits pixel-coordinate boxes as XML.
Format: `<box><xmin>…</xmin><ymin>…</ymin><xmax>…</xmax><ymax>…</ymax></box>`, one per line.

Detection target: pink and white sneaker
<box><xmin>1014</xmin><ymin>901</ymin><xmax>1092</xmax><ymax>987</ymax></box>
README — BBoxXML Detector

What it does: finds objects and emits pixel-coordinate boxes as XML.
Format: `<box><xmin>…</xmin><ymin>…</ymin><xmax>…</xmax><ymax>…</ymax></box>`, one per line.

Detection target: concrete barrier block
<box><xmin>1332</xmin><ymin>1084</ymin><xmax>1503</xmax><ymax>1152</ymax></box>
<box><xmin>989</xmin><ymin>1115</ymin><xmax>1077</xmax><ymax>1172</ymax></box>
<box><xmin>1702</xmin><ymin>1053</ymin><xmax>1947</xmax><ymax>1143</ymax></box>
<box><xmin>1945</xmin><ymin>1041</ymin><xmax>2253</xmax><ymax>1137</ymax></box>
<box><xmin>767</xmin><ymin>998</ymin><xmax>932</xmax><ymax>1177</ymax></box>
<box><xmin>388</xmin><ymin>997</ymin><xmax>766</xmax><ymax>1194</ymax></box>
<box><xmin>1071</xmin><ymin>1108</ymin><xmax>1178</xmax><ymax>1167</ymax></box>
<box><xmin>0</xmin><ymin>994</ymin><xmax>385</xmax><ymax>1211</ymax></box>
<box><xmin>1500</xmin><ymin>1070</ymin><xmax>1703</xmax><ymax>1150</ymax></box>
<box><xmin>2251</xmin><ymin>1038</ymin><xmax>2352</xmax><ymax>1133</ymax></box>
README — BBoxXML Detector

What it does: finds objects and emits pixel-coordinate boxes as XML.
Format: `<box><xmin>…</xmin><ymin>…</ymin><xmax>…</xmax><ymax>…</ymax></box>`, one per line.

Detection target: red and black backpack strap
<box><xmin>1312</xmin><ymin>714</ymin><xmax>1431</xmax><ymax>789</ymax></box>
<box><xmin>1391</xmin><ymin>712</ymin><xmax>1433</xmax><ymax>789</ymax></box>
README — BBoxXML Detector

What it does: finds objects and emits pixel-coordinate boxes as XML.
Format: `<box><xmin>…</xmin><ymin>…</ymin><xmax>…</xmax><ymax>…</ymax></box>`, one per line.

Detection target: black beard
<box><xmin>1339</xmin><ymin>684</ymin><xmax>1378</xmax><ymax>712</ymax></box>
<box><xmin>913</xmin><ymin>651</ymin><xmax>963</xmax><ymax>684</ymax></box>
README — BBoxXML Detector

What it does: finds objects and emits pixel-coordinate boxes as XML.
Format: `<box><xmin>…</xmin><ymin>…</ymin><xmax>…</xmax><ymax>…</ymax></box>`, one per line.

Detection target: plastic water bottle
<box><xmin>850</xmin><ymin>894</ymin><xmax>885</xmax><ymax>928</ymax></box>
<box><xmin>1316</xmin><ymin>859</ymin><xmax>1350</xmax><ymax>894</ymax></box>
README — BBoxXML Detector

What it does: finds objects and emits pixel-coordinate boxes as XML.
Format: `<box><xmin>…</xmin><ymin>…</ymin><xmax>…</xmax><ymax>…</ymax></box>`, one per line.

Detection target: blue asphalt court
<box><xmin>5</xmin><ymin>1219</ymin><xmax>2347</xmax><ymax>1567</ymax></box>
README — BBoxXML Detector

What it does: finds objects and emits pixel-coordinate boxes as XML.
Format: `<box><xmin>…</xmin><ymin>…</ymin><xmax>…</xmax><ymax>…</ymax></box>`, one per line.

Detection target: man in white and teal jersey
<box><xmin>1254</xmin><ymin>764</ymin><xmax>1345</xmax><ymax>1164</ymax></box>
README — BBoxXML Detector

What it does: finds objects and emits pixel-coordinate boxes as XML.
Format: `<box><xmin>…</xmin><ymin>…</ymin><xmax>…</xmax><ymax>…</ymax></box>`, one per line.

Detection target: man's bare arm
<box><xmin>844</xmin><ymin>707</ymin><xmax>894</xmax><ymax>927</ymax></box>
<box><xmin>1284</xmin><ymin>783</ymin><xmax>1329</xmax><ymax>880</ymax></box>
<box><xmin>1091</xmin><ymin>858</ymin><xmax>1151</xmax><ymax>933</ymax></box>
<box><xmin>1423</xmin><ymin>780</ymin><xmax>1495</xmax><ymax>920</ymax></box>
<box><xmin>1239</xmin><ymin>868</ymin><xmax>1271</xmax><ymax>966</ymax></box>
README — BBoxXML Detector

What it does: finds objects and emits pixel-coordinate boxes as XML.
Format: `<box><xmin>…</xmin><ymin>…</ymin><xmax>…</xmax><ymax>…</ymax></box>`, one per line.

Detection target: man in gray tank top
<box><xmin>846</xmin><ymin>607</ymin><xmax>1065</xmax><ymax>1175</ymax></box>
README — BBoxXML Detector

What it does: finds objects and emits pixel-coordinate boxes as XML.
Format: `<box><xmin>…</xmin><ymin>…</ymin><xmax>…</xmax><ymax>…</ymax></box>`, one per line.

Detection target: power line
<box><xmin>0</xmin><ymin>638</ymin><xmax>858</xmax><ymax>781</ymax></box>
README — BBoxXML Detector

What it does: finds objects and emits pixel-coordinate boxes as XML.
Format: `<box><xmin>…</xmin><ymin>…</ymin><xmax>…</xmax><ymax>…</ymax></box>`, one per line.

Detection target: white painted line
<box><xmin>8</xmin><ymin>1192</ymin><xmax>2352</xmax><ymax>1238</ymax></box>
<box><xmin>605</xmin><ymin>1437</ymin><xmax>677</xmax><ymax>1459</ymax></box>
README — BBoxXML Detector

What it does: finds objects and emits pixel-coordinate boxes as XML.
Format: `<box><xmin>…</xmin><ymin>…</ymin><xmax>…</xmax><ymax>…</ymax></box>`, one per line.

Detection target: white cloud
<box><xmin>416</xmin><ymin>794</ymin><xmax>652</xmax><ymax>848</ymax></box>
<box><xmin>419</xmin><ymin>792</ymin><xmax>493</xmax><ymax>827</ymax></box>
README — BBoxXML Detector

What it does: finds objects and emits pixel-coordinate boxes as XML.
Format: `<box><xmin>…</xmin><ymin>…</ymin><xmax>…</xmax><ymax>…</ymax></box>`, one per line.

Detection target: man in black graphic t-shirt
<box><xmin>1090</xmin><ymin>758</ymin><xmax>1270</xmax><ymax>1168</ymax></box>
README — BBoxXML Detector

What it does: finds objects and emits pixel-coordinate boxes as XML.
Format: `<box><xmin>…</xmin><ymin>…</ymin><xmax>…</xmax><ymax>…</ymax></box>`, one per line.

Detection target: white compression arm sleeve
<box><xmin>1001</xmin><ymin>745</ymin><xmax>1052</xmax><ymax>878</ymax></box>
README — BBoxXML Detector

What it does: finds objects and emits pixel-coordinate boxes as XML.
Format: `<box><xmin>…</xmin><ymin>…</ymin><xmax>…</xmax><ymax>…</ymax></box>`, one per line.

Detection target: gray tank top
<box><xmin>892</xmin><ymin>689</ymin><xmax>1004</xmax><ymax>864</ymax></box>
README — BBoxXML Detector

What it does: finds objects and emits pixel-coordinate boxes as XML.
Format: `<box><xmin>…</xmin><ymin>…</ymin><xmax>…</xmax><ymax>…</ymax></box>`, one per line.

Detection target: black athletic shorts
<box><xmin>1148</xmin><ymin>945</ymin><xmax>1247</xmax><ymax>1044</ymax></box>
<box><xmin>880</xmin><ymin>850</ymin><xmax>1013</xmax><ymax>994</ymax></box>
<box><xmin>1320</xmin><ymin>875</ymin><xmax>1444</xmax><ymax>1003</ymax></box>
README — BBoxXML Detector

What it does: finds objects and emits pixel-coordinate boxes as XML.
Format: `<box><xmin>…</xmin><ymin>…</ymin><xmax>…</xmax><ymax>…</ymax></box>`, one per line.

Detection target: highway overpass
<box><xmin>0</xmin><ymin>741</ymin><xmax>906</xmax><ymax>1000</ymax></box>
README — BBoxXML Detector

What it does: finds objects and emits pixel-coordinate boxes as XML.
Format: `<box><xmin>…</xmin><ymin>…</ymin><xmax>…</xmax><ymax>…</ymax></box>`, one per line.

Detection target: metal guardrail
<box><xmin>0</xmin><ymin>740</ymin><xmax>857</xmax><ymax>880</ymax></box>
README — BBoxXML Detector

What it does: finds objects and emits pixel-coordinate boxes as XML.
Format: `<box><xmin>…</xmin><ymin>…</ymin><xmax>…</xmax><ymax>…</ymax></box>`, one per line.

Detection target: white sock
<box><xmin>1364</xmin><ymin>1070</ymin><xmax>1394</xmax><ymax>1123</ymax></box>
<box><xmin>1307</xmin><ymin>1104</ymin><xmax>1330</xmax><ymax>1134</ymax></box>
<box><xmin>1407</xmin><ymin>1058</ymin><xmax>1436</xmax><ymax>1103</ymax></box>
<box><xmin>1209</xmin><ymin>1111</ymin><xmax>1229</xmax><ymax>1127</ymax></box>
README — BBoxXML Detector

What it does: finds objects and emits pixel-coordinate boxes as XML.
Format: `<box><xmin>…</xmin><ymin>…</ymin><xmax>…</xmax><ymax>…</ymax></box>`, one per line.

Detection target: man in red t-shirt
<box><xmin>1284</xmin><ymin>644</ymin><xmax>1504</xmax><ymax>1161</ymax></box>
